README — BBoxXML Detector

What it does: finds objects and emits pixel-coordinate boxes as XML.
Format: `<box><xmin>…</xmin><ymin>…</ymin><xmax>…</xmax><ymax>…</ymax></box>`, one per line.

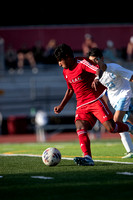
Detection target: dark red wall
<box><xmin>0</xmin><ymin>24</ymin><xmax>133</xmax><ymax>51</ymax></box>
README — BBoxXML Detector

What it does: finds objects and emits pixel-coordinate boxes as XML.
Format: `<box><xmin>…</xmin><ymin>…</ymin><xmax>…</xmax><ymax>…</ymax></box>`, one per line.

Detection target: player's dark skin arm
<box><xmin>54</xmin><ymin>89</ymin><xmax>74</xmax><ymax>114</ymax></box>
<box><xmin>90</xmin><ymin>57</ymin><xmax>106</xmax><ymax>91</ymax></box>
<box><xmin>91</xmin><ymin>68</ymin><xmax>103</xmax><ymax>91</ymax></box>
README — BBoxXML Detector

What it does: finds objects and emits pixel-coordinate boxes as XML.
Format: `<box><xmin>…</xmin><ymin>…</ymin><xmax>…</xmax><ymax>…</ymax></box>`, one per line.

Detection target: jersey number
<box><xmin>106</xmin><ymin>82</ymin><xmax>115</xmax><ymax>90</ymax></box>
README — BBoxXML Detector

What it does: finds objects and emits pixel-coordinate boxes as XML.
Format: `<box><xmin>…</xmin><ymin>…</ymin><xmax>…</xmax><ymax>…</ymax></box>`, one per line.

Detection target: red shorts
<box><xmin>75</xmin><ymin>98</ymin><xmax>113</xmax><ymax>129</ymax></box>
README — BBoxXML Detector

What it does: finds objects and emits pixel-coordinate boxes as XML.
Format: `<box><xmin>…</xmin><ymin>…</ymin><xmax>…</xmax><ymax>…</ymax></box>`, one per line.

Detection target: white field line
<box><xmin>116</xmin><ymin>172</ymin><xmax>133</xmax><ymax>175</ymax></box>
<box><xmin>62</xmin><ymin>157</ymin><xmax>133</xmax><ymax>165</ymax></box>
<box><xmin>1</xmin><ymin>154</ymin><xmax>133</xmax><ymax>165</ymax></box>
<box><xmin>31</xmin><ymin>176</ymin><xmax>54</xmax><ymax>179</ymax></box>
<box><xmin>0</xmin><ymin>154</ymin><xmax>42</xmax><ymax>158</ymax></box>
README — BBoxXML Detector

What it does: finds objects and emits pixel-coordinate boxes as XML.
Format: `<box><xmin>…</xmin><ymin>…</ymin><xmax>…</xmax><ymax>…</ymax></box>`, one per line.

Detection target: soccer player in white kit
<box><xmin>88</xmin><ymin>48</ymin><xmax>133</xmax><ymax>158</ymax></box>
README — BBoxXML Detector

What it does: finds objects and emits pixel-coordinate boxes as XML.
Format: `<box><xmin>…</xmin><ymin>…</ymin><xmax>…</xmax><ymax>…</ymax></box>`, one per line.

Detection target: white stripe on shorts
<box><xmin>99</xmin><ymin>99</ymin><xmax>109</xmax><ymax>115</ymax></box>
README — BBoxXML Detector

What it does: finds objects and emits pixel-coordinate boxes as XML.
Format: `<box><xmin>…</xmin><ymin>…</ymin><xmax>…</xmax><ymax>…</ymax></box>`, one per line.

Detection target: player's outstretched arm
<box><xmin>54</xmin><ymin>89</ymin><xmax>74</xmax><ymax>114</ymax></box>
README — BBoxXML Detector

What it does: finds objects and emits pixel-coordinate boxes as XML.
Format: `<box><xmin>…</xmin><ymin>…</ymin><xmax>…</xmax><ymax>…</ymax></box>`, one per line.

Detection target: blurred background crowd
<box><xmin>1</xmin><ymin>29</ymin><xmax>133</xmax><ymax>75</ymax></box>
<box><xmin>5</xmin><ymin>38</ymin><xmax>57</xmax><ymax>74</ymax></box>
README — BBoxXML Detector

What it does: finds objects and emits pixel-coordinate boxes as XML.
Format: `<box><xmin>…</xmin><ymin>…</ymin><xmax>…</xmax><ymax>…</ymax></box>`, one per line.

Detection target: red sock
<box><xmin>77</xmin><ymin>129</ymin><xmax>92</xmax><ymax>157</ymax></box>
<box><xmin>110</xmin><ymin>122</ymin><xmax>129</xmax><ymax>133</ymax></box>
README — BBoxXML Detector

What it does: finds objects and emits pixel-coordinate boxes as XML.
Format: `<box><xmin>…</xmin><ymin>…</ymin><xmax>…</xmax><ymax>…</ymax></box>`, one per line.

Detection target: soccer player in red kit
<box><xmin>54</xmin><ymin>44</ymin><xmax>133</xmax><ymax>166</ymax></box>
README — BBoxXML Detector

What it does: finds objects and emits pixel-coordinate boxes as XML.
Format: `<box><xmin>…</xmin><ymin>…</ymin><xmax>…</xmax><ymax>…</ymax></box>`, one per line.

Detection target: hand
<box><xmin>54</xmin><ymin>105</ymin><xmax>64</xmax><ymax>114</ymax></box>
<box><xmin>91</xmin><ymin>79</ymin><xmax>99</xmax><ymax>91</ymax></box>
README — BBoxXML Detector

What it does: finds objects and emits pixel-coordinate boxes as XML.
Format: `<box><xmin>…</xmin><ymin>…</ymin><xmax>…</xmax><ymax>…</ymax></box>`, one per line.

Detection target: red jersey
<box><xmin>63</xmin><ymin>57</ymin><xmax>106</xmax><ymax>109</ymax></box>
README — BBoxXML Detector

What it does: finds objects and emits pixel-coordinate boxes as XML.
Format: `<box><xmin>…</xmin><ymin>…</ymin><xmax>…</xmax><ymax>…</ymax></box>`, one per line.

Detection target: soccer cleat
<box><xmin>125</xmin><ymin>122</ymin><xmax>133</xmax><ymax>135</ymax></box>
<box><xmin>122</xmin><ymin>152</ymin><xmax>133</xmax><ymax>159</ymax></box>
<box><xmin>74</xmin><ymin>156</ymin><xmax>94</xmax><ymax>166</ymax></box>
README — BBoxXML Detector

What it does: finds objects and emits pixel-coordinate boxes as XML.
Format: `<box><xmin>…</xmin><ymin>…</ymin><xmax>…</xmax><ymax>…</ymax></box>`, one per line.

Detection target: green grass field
<box><xmin>0</xmin><ymin>140</ymin><xmax>133</xmax><ymax>200</ymax></box>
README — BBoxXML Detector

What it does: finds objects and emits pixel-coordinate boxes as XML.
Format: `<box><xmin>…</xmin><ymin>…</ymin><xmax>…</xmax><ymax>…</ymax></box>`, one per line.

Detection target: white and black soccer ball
<box><xmin>42</xmin><ymin>147</ymin><xmax>61</xmax><ymax>166</ymax></box>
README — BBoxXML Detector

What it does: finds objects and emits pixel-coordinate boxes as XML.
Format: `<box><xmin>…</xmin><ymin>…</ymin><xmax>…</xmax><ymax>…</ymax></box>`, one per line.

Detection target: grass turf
<box><xmin>0</xmin><ymin>140</ymin><xmax>133</xmax><ymax>200</ymax></box>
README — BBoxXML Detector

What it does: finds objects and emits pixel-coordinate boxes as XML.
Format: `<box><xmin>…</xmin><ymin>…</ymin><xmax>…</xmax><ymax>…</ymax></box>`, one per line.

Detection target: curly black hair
<box><xmin>54</xmin><ymin>43</ymin><xmax>74</xmax><ymax>61</ymax></box>
<box><xmin>87</xmin><ymin>48</ymin><xmax>103</xmax><ymax>58</ymax></box>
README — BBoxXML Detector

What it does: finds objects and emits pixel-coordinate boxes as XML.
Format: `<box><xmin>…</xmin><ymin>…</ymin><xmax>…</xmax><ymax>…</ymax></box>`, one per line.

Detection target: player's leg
<box><xmin>75</xmin><ymin>119</ymin><xmax>92</xmax><ymax>158</ymax></box>
<box><xmin>126</xmin><ymin>113</ymin><xmax>133</xmax><ymax>125</ymax></box>
<box><xmin>92</xmin><ymin>98</ymin><xmax>132</xmax><ymax>134</ymax></box>
<box><xmin>114</xmin><ymin>99</ymin><xmax>133</xmax><ymax>158</ymax></box>
<box><xmin>114</xmin><ymin>101</ymin><xmax>133</xmax><ymax>158</ymax></box>
<box><xmin>113</xmin><ymin>110</ymin><xmax>126</xmax><ymax>122</ymax></box>
<box><xmin>124</xmin><ymin>103</ymin><xmax>133</xmax><ymax>125</ymax></box>
<box><xmin>103</xmin><ymin>96</ymin><xmax>133</xmax><ymax>157</ymax></box>
<box><xmin>74</xmin><ymin>111</ymin><xmax>96</xmax><ymax>166</ymax></box>
<box><xmin>114</xmin><ymin>110</ymin><xmax>133</xmax><ymax>158</ymax></box>
<box><xmin>113</xmin><ymin>97</ymin><xmax>131</xmax><ymax>123</ymax></box>
<box><xmin>102</xmin><ymin>119</ymin><xmax>129</xmax><ymax>133</ymax></box>
<box><xmin>119</xmin><ymin>132</ymin><xmax>133</xmax><ymax>158</ymax></box>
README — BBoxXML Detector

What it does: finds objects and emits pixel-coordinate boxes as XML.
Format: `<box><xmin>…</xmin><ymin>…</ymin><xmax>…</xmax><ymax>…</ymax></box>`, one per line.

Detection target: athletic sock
<box><xmin>77</xmin><ymin>129</ymin><xmax>92</xmax><ymax>157</ymax></box>
<box><xmin>110</xmin><ymin>121</ymin><xmax>129</xmax><ymax>133</ymax></box>
<box><xmin>119</xmin><ymin>132</ymin><xmax>133</xmax><ymax>153</ymax></box>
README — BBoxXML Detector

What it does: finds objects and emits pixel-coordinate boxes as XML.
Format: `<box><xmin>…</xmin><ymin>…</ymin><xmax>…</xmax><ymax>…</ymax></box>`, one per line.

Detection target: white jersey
<box><xmin>99</xmin><ymin>63</ymin><xmax>133</xmax><ymax>108</ymax></box>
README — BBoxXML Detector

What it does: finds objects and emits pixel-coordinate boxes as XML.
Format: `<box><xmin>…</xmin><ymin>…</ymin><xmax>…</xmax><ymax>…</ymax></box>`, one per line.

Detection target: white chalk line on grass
<box><xmin>0</xmin><ymin>154</ymin><xmax>41</xmax><ymax>158</ymax></box>
<box><xmin>116</xmin><ymin>172</ymin><xmax>133</xmax><ymax>176</ymax></box>
<box><xmin>31</xmin><ymin>176</ymin><xmax>54</xmax><ymax>180</ymax></box>
<box><xmin>1</xmin><ymin>154</ymin><xmax>133</xmax><ymax>165</ymax></box>
<box><xmin>62</xmin><ymin>157</ymin><xmax>133</xmax><ymax>165</ymax></box>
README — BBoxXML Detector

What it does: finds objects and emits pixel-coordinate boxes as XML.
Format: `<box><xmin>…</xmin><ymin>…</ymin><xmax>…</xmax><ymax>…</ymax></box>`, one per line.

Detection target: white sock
<box><xmin>119</xmin><ymin>132</ymin><xmax>133</xmax><ymax>153</ymax></box>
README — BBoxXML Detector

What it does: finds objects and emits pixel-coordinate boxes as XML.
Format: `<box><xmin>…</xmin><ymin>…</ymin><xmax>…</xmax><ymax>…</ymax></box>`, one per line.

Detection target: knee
<box><xmin>103</xmin><ymin>120</ymin><xmax>116</xmax><ymax>133</ymax></box>
<box><xmin>76</xmin><ymin>125</ymin><xmax>85</xmax><ymax>131</ymax></box>
<box><xmin>75</xmin><ymin>120</ymin><xmax>86</xmax><ymax>132</ymax></box>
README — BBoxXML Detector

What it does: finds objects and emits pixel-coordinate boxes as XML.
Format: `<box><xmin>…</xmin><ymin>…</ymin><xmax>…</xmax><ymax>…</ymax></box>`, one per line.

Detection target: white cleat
<box><xmin>122</xmin><ymin>152</ymin><xmax>133</xmax><ymax>159</ymax></box>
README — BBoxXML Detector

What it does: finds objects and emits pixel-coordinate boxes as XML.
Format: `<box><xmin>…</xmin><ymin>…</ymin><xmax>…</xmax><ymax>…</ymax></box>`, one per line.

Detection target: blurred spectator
<box><xmin>0</xmin><ymin>112</ymin><xmax>2</xmax><ymax>135</ymax></box>
<box><xmin>35</xmin><ymin>110</ymin><xmax>48</xmax><ymax>142</ymax></box>
<box><xmin>43</xmin><ymin>39</ymin><xmax>57</xmax><ymax>64</ymax></box>
<box><xmin>127</xmin><ymin>36</ymin><xmax>133</xmax><ymax>62</ymax></box>
<box><xmin>32</xmin><ymin>40</ymin><xmax>45</xmax><ymax>63</ymax></box>
<box><xmin>5</xmin><ymin>44</ymin><xmax>17</xmax><ymax>73</ymax></box>
<box><xmin>103</xmin><ymin>40</ymin><xmax>118</xmax><ymax>62</ymax></box>
<box><xmin>17</xmin><ymin>44</ymin><xmax>38</xmax><ymax>74</ymax></box>
<box><xmin>82</xmin><ymin>33</ymin><xmax>98</xmax><ymax>56</ymax></box>
<box><xmin>0</xmin><ymin>36</ymin><xmax>5</xmax><ymax>72</ymax></box>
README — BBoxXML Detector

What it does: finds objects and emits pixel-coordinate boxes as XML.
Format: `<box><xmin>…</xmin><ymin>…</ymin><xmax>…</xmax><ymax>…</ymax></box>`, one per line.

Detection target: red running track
<box><xmin>0</xmin><ymin>131</ymin><xmax>128</xmax><ymax>143</ymax></box>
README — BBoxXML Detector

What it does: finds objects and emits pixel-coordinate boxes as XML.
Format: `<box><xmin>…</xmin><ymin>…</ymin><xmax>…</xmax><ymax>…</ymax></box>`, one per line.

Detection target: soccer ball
<box><xmin>42</xmin><ymin>147</ymin><xmax>61</xmax><ymax>166</ymax></box>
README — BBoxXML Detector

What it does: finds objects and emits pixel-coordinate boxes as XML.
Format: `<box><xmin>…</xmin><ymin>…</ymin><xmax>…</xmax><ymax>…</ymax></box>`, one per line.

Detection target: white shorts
<box><xmin>114</xmin><ymin>97</ymin><xmax>131</xmax><ymax>111</ymax></box>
